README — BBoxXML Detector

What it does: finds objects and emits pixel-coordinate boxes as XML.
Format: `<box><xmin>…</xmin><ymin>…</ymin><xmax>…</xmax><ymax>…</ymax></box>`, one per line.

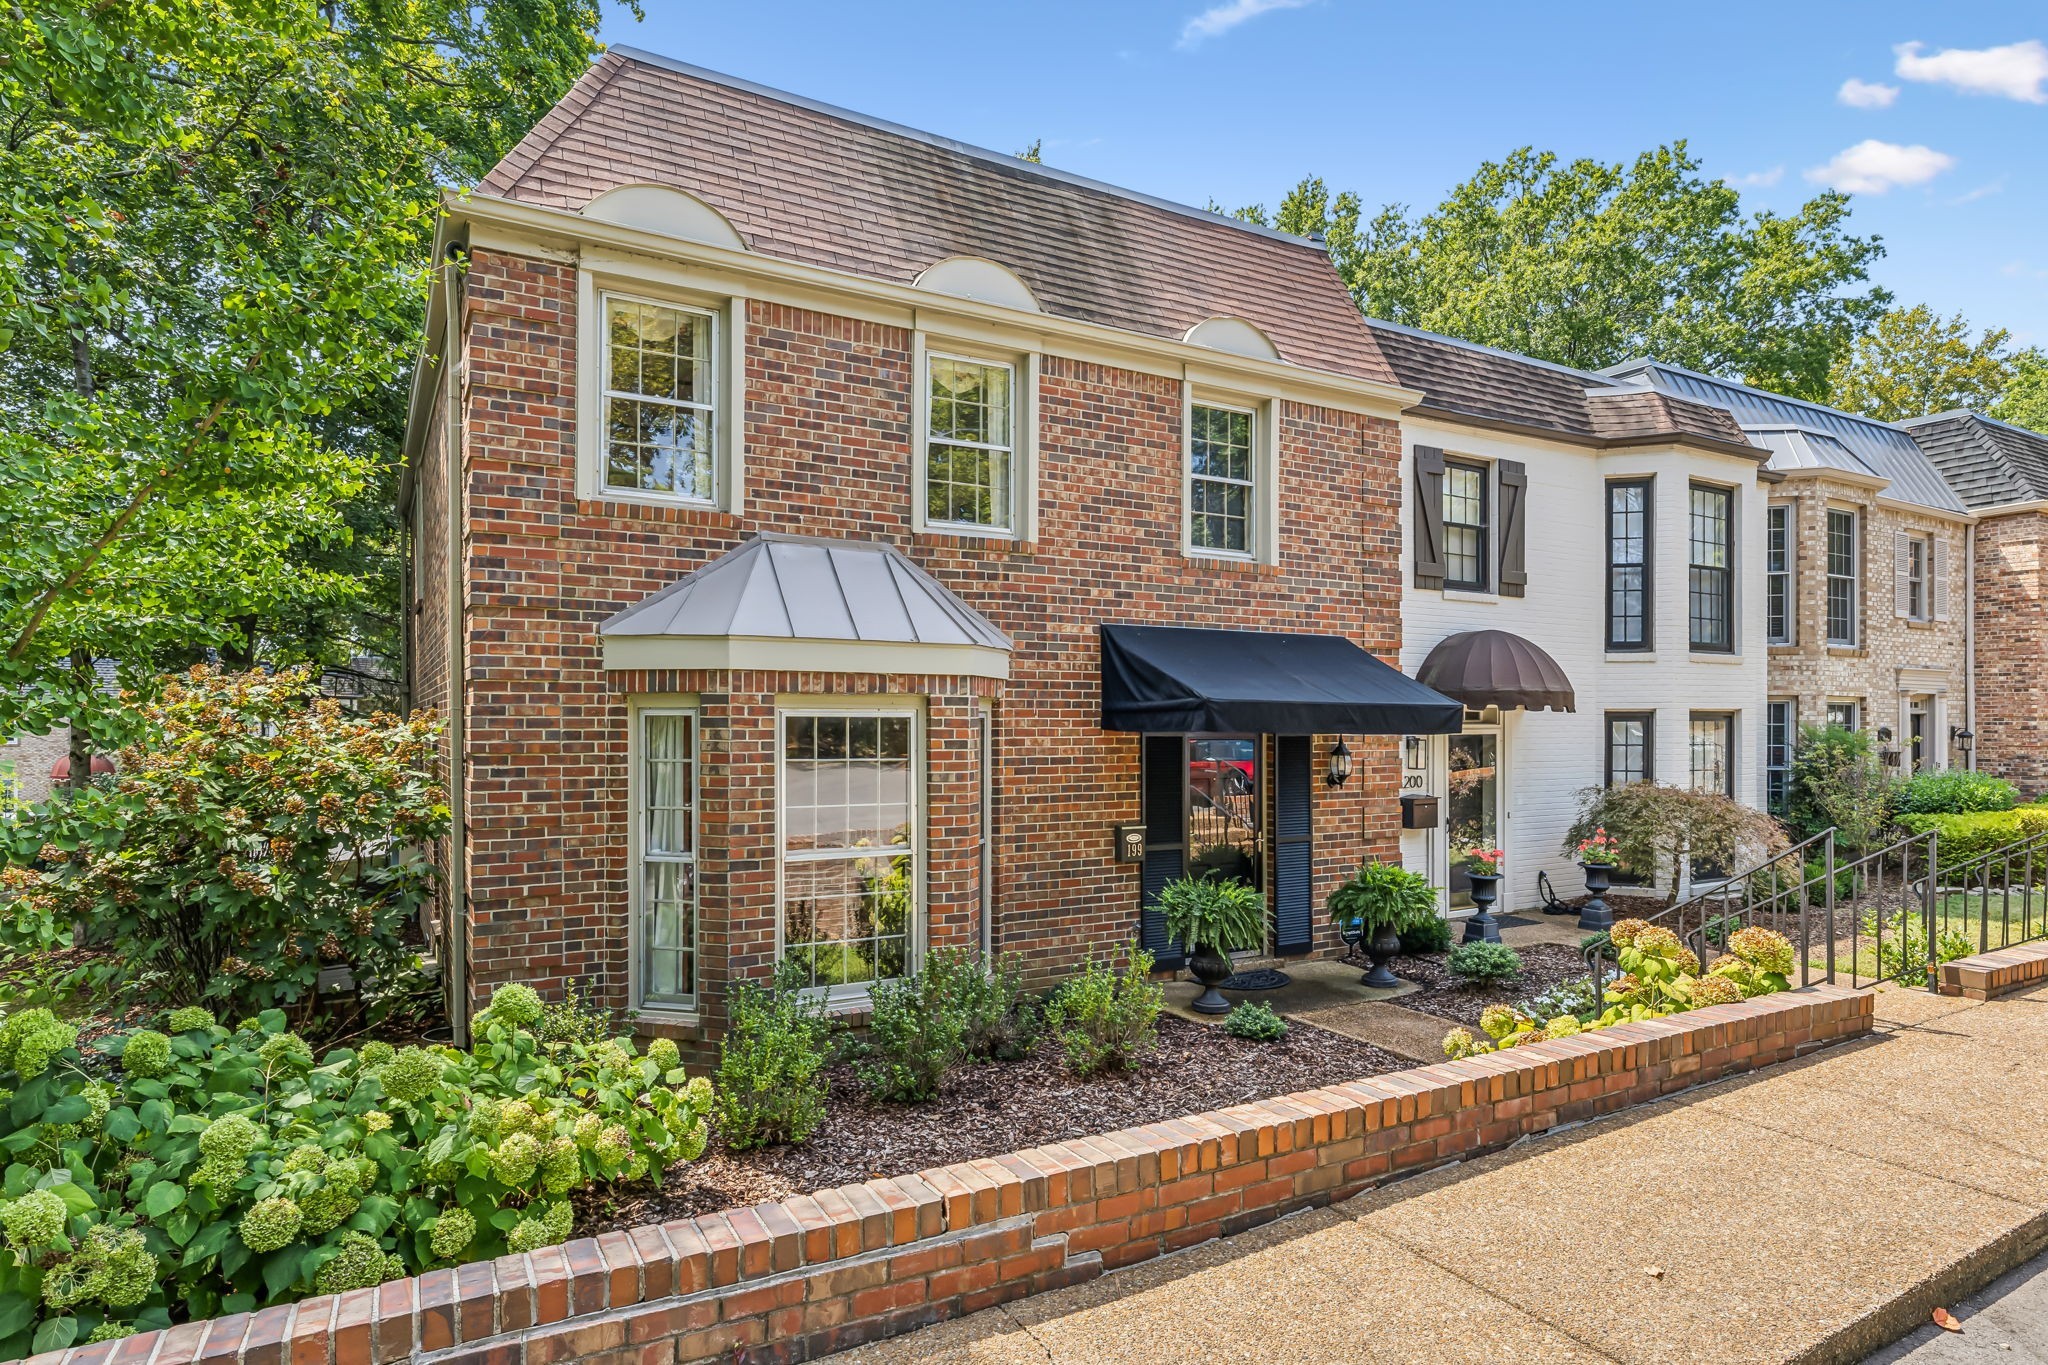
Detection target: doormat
<box><xmin>1220</xmin><ymin>968</ymin><xmax>1291</xmax><ymax>992</ymax></box>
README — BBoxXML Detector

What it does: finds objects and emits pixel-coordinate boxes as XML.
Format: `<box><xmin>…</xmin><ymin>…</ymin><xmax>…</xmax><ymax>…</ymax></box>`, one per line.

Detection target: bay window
<box><xmin>1606</xmin><ymin>479</ymin><xmax>1651</xmax><ymax>650</ymax></box>
<box><xmin>1827</xmin><ymin>509</ymin><xmax>1859</xmax><ymax>646</ymax></box>
<box><xmin>1687</xmin><ymin>483</ymin><xmax>1733</xmax><ymax>652</ymax></box>
<box><xmin>1765</xmin><ymin>504</ymin><xmax>1793</xmax><ymax>645</ymax></box>
<box><xmin>634</xmin><ymin>709</ymin><xmax>698</xmax><ymax>1006</ymax></box>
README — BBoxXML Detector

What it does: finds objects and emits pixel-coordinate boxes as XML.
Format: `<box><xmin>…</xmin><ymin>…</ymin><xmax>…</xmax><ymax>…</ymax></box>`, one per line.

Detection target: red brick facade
<box><xmin>413</xmin><ymin>246</ymin><xmax>1411</xmax><ymax>1035</ymax></box>
<box><xmin>1973</xmin><ymin>511</ymin><xmax>2048</xmax><ymax>796</ymax></box>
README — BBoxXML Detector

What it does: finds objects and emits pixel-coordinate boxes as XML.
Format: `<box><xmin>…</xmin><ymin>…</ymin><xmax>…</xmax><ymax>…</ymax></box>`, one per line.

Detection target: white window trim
<box><xmin>627</xmin><ymin>698</ymin><xmax>701</xmax><ymax>1018</ymax></box>
<box><xmin>1764</xmin><ymin>502</ymin><xmax>1794</xmax><ymax>646</ymax></box>
<box><xmin>1183</xmin><ymin>388</ymin><xmax>1279</xmax><ymax>566</ymax></box>
<box><xmin>773</xmin><ymin>697</ymin><xmax>926</xmax><ymax>1008</ymax></box>
<box><xmin>1764</xmin><ymin>698</ymin><xmax>1796</xmax><ymax>812</ymax></box>
<box><xmin>1825</xmin><ymin>506</ymin><xmax>1860</xmax><ymax>648</ymax></box>
<box><xmin>911</xmin><ymin>334</ymin><xmax>1038</xmax><ymax>540</ymax></box>
<box><xmin>575</xmin><ymin>274</ymin><xmax>746</xmax><ymax>512</ymax></box>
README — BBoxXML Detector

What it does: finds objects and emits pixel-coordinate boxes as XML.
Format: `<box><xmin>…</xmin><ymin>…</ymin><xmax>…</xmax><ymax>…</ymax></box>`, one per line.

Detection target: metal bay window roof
<box><xmin>600</xmin><ymin>533</ymin><xmax>1013</xmax><ymax>678</ymax></box>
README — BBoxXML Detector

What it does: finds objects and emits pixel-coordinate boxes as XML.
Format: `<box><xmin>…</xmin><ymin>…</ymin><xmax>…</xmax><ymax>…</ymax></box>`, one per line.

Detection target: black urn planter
<box><xmin>1360</xmin><ymin>923</ymin><xmax>1404</xmax><ymax>988</ymax></box>
<box><xmin>1462</xmin><ymin>872</ymin><xmax>1504</xmax><ymax>944</ymax></box>
<box><xmin>1186</xmin><ymin>943</ymin><xmax>1234</xmax><ymax>1015</ymax></box>
<box><xmin>1577</xmin><ymin>863</ymin><xmax>1616</xmax><ymax>932</ymax></box>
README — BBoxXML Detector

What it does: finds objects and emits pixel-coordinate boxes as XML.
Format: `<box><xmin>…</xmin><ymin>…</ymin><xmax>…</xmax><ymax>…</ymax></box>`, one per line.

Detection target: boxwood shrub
<box><xmin>1896</xmin><ymin>804</ymin><xmax>2048</xmax><ymax>869</ymax></box>
<box><xmin>0</xmin><ymin>985</ymin><xmax>709</xmax><ymax>1356</ymax></box>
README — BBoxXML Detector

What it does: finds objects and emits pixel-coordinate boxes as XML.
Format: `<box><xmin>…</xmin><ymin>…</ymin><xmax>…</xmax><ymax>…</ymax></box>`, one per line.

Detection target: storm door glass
<box><xmin>1446</xmin><ymin>732</ymin><xmax>1499</xmax><ymax>909</ymax></box>
<box><xmin>1187</xmin><ymin>738</ymin><xmax>1260</xmax><ymax>887</ymax></box>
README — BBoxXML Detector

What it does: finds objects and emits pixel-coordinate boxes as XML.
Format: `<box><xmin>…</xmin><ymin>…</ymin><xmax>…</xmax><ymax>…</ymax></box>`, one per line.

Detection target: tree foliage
<box><xmin>1995</xmin><ymin>348</ymin><xmax>2048</xmax><ymax>435</ymax></box>
<box><xmin>1828</xmin><ymin>304</ymin><xmax>2017</xmax><ymax>422</ymax></box>
<box><xmin>1564</xmin><ymin>783</ymin><xmax>1785</xmax><ymax>892</ymax></box>
<box><xmin>0</xmin><ymin>1</ymin><xmax>627</xmax><ymax>765</ymax></box>
<box><xmin>1226</xmin><ymin>144</ymin><xmax>1890</xmax><ymax>399</ymax></box>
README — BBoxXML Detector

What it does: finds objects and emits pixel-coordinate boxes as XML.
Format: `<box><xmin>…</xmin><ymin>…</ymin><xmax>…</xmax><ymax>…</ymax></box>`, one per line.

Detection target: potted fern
<box><xmin>1155</xmin><ymin>874</ymin><xmax>1267</xmax><ymax>1014</ymax></box>
<box><xmin>1328</xmin><ymin>860</ymin><xmax>1442</xmax><ymax>988</ymax></box>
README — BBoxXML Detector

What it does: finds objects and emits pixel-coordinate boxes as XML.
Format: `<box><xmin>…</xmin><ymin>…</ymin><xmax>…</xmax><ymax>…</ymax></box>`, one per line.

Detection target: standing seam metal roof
<box><xmin>1603</xmin><ymin>360</ymin><xmax>1967</xmax><ymax>512</ymax></box>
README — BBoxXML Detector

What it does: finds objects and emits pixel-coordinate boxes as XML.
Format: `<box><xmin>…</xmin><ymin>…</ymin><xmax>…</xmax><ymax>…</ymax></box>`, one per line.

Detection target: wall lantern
<box><xmin>1326</xmin><ymin>739</ymin><xmax>1353</xmax><ymax>788</ymax></box>
<box><xmin>1952</xmin><ymin>726</ymin><xmax>1976</xmax><ymax>758</ymax></box>
<box><xmin>1876</xmin><ymin>725</ymin><xmax>1901</xmax><ymax>768</ymax></box>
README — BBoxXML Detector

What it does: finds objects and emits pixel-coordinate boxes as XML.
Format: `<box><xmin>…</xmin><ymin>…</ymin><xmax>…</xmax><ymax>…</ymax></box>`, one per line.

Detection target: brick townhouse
<box><xmin>1607</xmin><ymin>363</ymin><xmax>1973</xmax><ymax>807</ymax></box>
<box><xmin>1901</xmin><ymin>411</ymin><xmax>2048</xmax><ymax>794</ymax></box>
<box><xmin>398</xmin><ymin>48</ymin><xmax>1465</xmax><ymax>1039</ymax></box>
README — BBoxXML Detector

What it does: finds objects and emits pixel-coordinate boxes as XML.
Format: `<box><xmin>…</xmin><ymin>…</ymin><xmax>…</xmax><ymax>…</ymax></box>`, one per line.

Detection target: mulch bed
<box><xmin>578</xmin><ymin>1014</ymin><xmax>1408</xmax><ymax>1235</ymax></box>
<box><xmin>1379</xmin><ymin>942</ymin><xmax>1600</xmax><ymax>1028</ymax></box>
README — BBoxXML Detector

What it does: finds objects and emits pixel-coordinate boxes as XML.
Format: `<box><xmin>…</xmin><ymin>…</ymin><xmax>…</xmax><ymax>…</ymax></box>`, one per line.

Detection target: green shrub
<box><xmin>1327</xmin><ymin>861</ymin><xmax>1440</xmax><ymax>938</ymax></box>
<box><xmin>1743</xmin><ymin>858</ymin><xmax>1855</xmax><ymax>910</ymax></box>
<box><xmin>1446</xmin><ymin>941</ymin><xmax>1523</xmax><ymax>984</ymax></box>
<box><xmin>1397</xmin><ymin>916</ymin><xmax>1454</xmax><ymax>955</ymax></box>
<box><xmin>1046</xmin><ymin>951</ymin><xmax>1163</xmax><ymax>1076</ymax></box>
<box><xmin>1154</xmin><ymin>874</ymin><xmax>1266</xmax><ymax>953</ymax></box>
<box><xmin>0</xmin><ymin>666</ymin><xmax>450</xmax><ymax>1028</ymax></box>
<box><xmin>1221</xmin><ymin>1001</ymin><xmax>1288</xmax><ymax>1042</ymax></box>
<box><xmin>1894</xmin><ymin>768</ymin><xmax>2019</xmax><ymax>816</ymax></box>
<box><xmin>1897</xmin><ymin>805</ymin><xmax>2048</xmax><ymax>869</ymax></box>
<box><xmin>533</xmin><ymin>978</ymin><xmax>618</xmax><ymax>1046</ymax></box>
<box><xmin>948</xmin><ymin>952</ymin><xmax>1040</xmax><ymax>1062</ymax></box>
<box><xmin>855</xmin><ymin>961</ymin><xmax>970</xmax><ymax>1103</ymax></box>
<box><xmin>0</xmin><ymin>987</ymin><xmax>708</xmax><ymax>1356</ymax></box>
<box><xmin>715</xmin><ymin>962</ymin><xmax>831</xmax><ymax>1150</ymax></box>
<box><xmin>1868</xmin><ymin>910</ymin><xmax>1975</xmax><ymax>986</ymax></box>
<box><xmin>1786</xmin><ymin>724</ymin><xmax>1875</xmax><ymax>841</ymax></box>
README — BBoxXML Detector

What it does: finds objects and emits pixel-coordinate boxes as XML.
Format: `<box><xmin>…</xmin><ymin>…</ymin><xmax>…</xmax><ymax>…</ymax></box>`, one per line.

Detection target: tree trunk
<box><xmin>66</xmin><ymin>650</ymin><xmax>94</xmax><ymax>793</ymax></box>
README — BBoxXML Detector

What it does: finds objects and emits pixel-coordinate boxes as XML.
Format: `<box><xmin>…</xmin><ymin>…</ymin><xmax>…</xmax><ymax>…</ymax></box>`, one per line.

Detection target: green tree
<box><xmin>0</xmin><ymin>1</ymin><xmax>628</xmax><ymax>779</ymax></box>
<box><xmin>1231</xmin><ymin>144</ymin><xmax>1890</xmax><ymax>399</ymax></box>
<box><xmin>1828</xmin><ymin>304</ymin><xmax>2016</xmax><ymax>421</ymax></box>
<box><xmin>1995</xmin><ymin>348</ymin><xmax>2048</xmax><ymax>434</ymax></box>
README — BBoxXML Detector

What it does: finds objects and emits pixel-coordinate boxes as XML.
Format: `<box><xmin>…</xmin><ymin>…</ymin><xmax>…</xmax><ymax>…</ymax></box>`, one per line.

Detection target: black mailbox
<box><xmin>1400</xmin><ymin>794</ymin><xmax>1440</xmax><ymax>830</ymax></box>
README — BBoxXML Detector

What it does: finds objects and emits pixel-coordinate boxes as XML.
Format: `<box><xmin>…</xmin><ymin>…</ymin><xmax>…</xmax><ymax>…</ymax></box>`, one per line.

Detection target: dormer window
<box><xmin>603</xmin><ymin>295</ymin><xmax>718</xmax><ymax>502</ymax></box>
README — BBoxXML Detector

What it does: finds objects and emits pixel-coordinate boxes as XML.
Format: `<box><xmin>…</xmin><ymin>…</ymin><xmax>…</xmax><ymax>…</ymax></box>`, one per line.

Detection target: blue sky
<box><xmin>603</xmin><ymin>2</ymin><xmax>2048</xmax><ymax>348</ymax></box>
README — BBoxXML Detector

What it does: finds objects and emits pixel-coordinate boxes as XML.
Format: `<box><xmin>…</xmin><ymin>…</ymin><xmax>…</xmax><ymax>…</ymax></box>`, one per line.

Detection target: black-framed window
<box><xmin>1606</xmin><ymin>712</ymin><xmax>1654</xmax><ymax>787</ymax></box>
<box><xmin>1688</xmin><ymin>483</ymin><xmax>1734</xmax><ymax>652</ymax></box>
<box><xmin>1606</xmin><ymin>479</ymin><xmax>1652</xmax><ymax>651</ymax></box>
<box><xmin>1765</xmin><ymin>700</ymin><xmax>1795</xmax><ymax>814</ymax></box>
<box><xmin>1442</xmin><ymin>459</ymin><xmax>1489</xmax><ymax>590</ymax></box>
<box><xmin>1765</xmin><ymin>504</ymin><xmax>1793</xmax><ymax>645</ymax></box>
<box><xmin>1689</xmin><ymin>711</ymin><xmax>1735</xmax><ymax>797</ymax></box>
<box><xmin>1826</xmin><ymin>509</ymin><xmax>1858</xmax><ymax>646</ymax></box>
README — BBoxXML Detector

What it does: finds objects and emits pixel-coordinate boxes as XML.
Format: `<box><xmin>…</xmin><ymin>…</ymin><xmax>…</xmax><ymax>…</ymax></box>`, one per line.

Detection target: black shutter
<box><xmin>1272</xmin><ymin>736</ymin><xmax>1314</xmax><ymax>956</ymax></box>
<box><xmin>1412</xmin><ymin>446</ymin><xmax>1446</xmax><ymax>589</ymax></box>
<box><xmin>1138</xmin><ymin>735</ymin><xmax>1186</xmax><ymax>970</ymax></box>
<box><xmin>1498</xmin><ymin>459</ymin><xmax>1528</xmax><ymax>598</ymax></box>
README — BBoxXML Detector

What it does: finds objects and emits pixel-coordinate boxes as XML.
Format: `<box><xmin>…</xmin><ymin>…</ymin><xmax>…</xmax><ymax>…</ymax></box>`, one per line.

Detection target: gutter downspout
<box><xmin>1964</xmin><ymin>521</ymin><xmax>1977</xmax><ymax>771</ymax></box>
<box><xmin>441</xmin><ymin>247</ymin><xmax>471</xmax><ymax>1045</ymax></box>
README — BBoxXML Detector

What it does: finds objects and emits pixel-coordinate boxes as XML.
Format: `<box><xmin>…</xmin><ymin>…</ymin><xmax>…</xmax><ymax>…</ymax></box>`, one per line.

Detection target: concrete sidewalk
<box><xmin>838</xmin><ymin>984</ymin><xmax>2048</xmax><ymax>1365</ymax></box>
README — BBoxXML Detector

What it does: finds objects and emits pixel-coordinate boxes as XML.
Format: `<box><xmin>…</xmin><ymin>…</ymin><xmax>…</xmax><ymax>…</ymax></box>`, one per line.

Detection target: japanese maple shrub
<box><xmin>0</xmin><ymin>984</ymin><xmax>709</xmax><ymax>1356</ymax></box>
<box><xmin>0</xmin><ymin>665</ymin><xmax>450</xmax><ymax>1023</ymax></box>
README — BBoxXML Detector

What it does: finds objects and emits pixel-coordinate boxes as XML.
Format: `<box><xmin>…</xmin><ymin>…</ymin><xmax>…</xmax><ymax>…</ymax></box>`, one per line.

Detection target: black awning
<box><xmin>1417</xmin><ymin>629</ymin><xmax>1576</xmax><ymax>713</ymax></box>
<box><xmin>1100</xmin><ymin>625</ymin><xmax>1465</xmax><ymax>735</ymax></box>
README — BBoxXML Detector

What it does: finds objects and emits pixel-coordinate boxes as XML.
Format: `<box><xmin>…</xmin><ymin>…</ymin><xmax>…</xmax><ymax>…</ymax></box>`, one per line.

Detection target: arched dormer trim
<box><xmin>581</xmin><ymin>184</ymin><xmax>748</xmax><ymax>251</ymax></box>
<box><xmin>1183</xmin><ymin>316</ymin><xmax>1281</xmax><ymax>361</ymax></box>
<box><xmin>913</xmin><ymin>256</ymin><xmax>1041</xmax><ymax>313</ymax></box>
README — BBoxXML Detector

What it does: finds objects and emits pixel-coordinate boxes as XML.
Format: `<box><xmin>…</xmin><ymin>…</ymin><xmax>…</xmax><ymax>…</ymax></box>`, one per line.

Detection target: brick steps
<box><xmin>1938</xmin><ymin>941</ymin><xmax>2048</xmax><ymax>1000</ymax></box>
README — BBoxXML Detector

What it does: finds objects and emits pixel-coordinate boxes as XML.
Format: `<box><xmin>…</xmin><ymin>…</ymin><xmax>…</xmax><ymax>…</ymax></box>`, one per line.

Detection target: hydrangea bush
<box><xmin>0</xmin><ymin>986</ymin><xmax>709</xmax><ymax>1356</ymax></box>
<box><xmin>1443</xmin><ymin>920</ymin><xmax>1794</xmax><ymax>1061</ymax></box>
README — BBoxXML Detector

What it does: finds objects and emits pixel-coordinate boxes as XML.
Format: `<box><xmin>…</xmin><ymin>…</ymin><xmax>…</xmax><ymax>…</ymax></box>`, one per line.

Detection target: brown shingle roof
<box><xmin>478</xmin><ymin>49</ymin><xmax>1397</xmax><ymax>386</ymax></box>
<box><xmin>1363</xmin><ymin>321</ymin><xmax>1758</xmax><ymax>454</ymax></box>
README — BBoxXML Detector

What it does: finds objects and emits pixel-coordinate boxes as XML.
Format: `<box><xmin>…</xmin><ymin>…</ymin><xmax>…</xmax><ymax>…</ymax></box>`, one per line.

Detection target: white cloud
<box><xmin>1177</xmin><ymin>0</ymin><xmax>1314</xmax><ymax>48</ymax></box>
<box><xmin>1737</xmin><ymin>166</ymin><xmax>1785</xmax><ymax>188</ymax></box>
<box><xmin>1894</xmin><ymin>39</ymin><xmax>2048</xmax><ymax>103</ymax></box>
<box><xmin>1804</xmin><ymin>139</ymin><xmax>1956</xmax><ymax>193</ymax></box>
<box><xmin>1836</xmin><ymin>77</ymin><xmax>1899</xmax><ymax>108</ymax></box>
<box><xmin>1949</xmin><ymin>179</ymin><xmax>2006</xmax><ymax>205</ymax></box>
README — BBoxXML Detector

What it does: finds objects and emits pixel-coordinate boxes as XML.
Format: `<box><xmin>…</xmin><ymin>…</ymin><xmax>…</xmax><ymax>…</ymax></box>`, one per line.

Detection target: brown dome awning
<box><xmin>1417</xmin><ymin>630</ymin><xmax>1576</xmax><ymax>713</ymax></box>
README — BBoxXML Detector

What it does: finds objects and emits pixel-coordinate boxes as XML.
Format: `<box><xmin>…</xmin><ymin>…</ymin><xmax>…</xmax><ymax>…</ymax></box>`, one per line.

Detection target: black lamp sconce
<box><xmin>1876</xmin><ymin>726</ymin><xmax>1901</xmax><ymax>767</ymax></box>
<box><xmin>1326</xmin><ymin>739</ymin><xmax>1353</xmax><ymax>788</ymax></box>
<box><xmin>1951</xmin><ymin>726</ymin><xmax>1976</xmax><ymax>757</ymax></box>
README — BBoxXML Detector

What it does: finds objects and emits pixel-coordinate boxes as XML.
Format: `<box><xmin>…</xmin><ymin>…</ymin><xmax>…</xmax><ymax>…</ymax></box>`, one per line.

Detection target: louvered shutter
<box><xmin>1271</xmin><ymin>736</ymin><xmax>1314</xmax><ymax>956</ymax></box>
<box><xmin>1412</xmin><ymin>447</ymin><xmax>1446</xmax><ymax>588</ymax></box>
<box><xmin>1498</xmin><ymin>459</ymin><xmax>1528</xmax><ymax>598</ymax></box>
<box><xmin>1138</xmin><ymin>735</ymin><xmax>1185</xmax><ymax>971</ymax></box>
<box><xmin>1933</xmin><ymin>538</ymin><xmax>1951</xmax><ymax>621</ymax></box>
<box><xmin>1894</xmin><ymin>531</ymin><xmax>1913</xmax><ymax>618</ymax></box>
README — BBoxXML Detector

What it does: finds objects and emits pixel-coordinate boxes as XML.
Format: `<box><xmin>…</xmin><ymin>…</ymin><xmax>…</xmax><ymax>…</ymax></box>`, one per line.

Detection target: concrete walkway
<box><xmin>1867</xmin><ymin>1248</ymin><xmax>2048</xmax><ymax>1361</ymax></box>
<box><xmin>837</xmin><ymin>983</ymin><xmax>2048</xmax><ymax>1365</ymax></box>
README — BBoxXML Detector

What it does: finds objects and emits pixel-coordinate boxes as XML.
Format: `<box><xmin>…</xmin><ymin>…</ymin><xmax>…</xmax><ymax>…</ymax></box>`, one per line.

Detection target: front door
<box><xmin>1907</xmin><ymin>698</ymin><xmax>1931</xmax><ymax>773</ymax></box>
<box><xmin>1445</xmin><ymin>729</ymin><xmax>1500</xmax><ymax>910</ymax></box>
<box><xmin>1187</xmin><ymin>737</ymin><xmax>1261</xmax><ymax>890</ymax></box>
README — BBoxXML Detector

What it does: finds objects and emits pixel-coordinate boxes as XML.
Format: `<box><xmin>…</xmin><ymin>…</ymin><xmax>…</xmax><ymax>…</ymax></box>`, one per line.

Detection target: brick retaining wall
<box><xmin>1937</xmin><ymin>942</ymin><xmax>2048</xmax><ymax>1000</ymax></box>
<box><xmin>27</xmin><ymin>986</ymin><xmax>1872</xmax><ymax>1365</ymax></box>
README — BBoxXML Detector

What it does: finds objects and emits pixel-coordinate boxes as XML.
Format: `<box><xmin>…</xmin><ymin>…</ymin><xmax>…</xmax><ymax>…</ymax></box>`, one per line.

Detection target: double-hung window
<box><xmin>1687</xmin><ymin>483</ymin><xmax>1734</xmax><ymax>652</ymax></box>
<box><xmin>1826</xmin><ymin>699</ymin><xmax>1860</xmax><ymax>732</ymax></box>
<box><xmin>1606</xmin><ymin>479</ymin><xmax>1652</xmax><ymax>650</ymax></box>
<box><xmin>602</xmin><ymin>296</ymin><xmax>718</xmax><ymax>502</ymax></box>
<box><xmin>1765</xmin><ymin>700</ymin><xmax>1795</xmax><ymax>814</ymax></box>
<box><xmin>1606</xmin><ymin>713</ymin><xmax>1654</xmax><ymax>787</ymax></box>
<box><xmin>780</xmin><ymin>711</ymin><xmax>919</xmax><ymax>991</ymax></box>
<box><xmin>1442</xmin><ymin>459</ymin><xmax>1490</xmax><ymax>591</ymax></box>
<box><xmin>1765</xmin><ymin>504</ymin><xmax>1794</xmax><ymax>645</ymax></box>
<box><xmin>1188</xmin><ymin>403</ymin><xmax>1256</xmax><ymax>556</ymax></box>
<box><xmin>1689</xmin><ymin>712</ymin><xmax>1735</xmax><ymax>797</ymax></box>
<box><xmin>1826</xmin><ymin>509</ymin><xmax>1859</xmax><ymax>646</ymax></box>
<box><xmin>926</xmin><ymin>355</ymin><xmax>1015</xmax><ymax>532</ymax></box>
<box><xmin>1904</xmin><ymin>534</ymin><xmax>1931</xmax><ymax>621</ymax></box>
<box><xmin>635</xmin><ymin>709</ymin><xmax>698</xmax><ymax>1006</ymax></box>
